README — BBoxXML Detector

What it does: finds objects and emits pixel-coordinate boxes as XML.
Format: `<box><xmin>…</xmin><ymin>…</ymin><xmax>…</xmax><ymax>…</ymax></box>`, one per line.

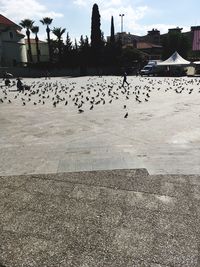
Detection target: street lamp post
<box><xmin>119</xmin><ymin>14</ymin><xmax>124</xmax><ymax>33</ymax></box>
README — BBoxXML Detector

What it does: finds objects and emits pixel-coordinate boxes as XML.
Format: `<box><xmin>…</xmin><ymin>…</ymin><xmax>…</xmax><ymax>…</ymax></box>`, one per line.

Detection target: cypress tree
<box><xmin>110</xmin><ymin>16</ymin><xmax>115</xmax><ymax>43</ymax></box>
<box><xmin>66</xmin><ymin>32</ymin><xmax>72</xmax><ymax>51</ymax></box>
<box><xmin>91</xmin><ymin>3</ymin><xmax>102</xmax><ymax>50</ymax></box>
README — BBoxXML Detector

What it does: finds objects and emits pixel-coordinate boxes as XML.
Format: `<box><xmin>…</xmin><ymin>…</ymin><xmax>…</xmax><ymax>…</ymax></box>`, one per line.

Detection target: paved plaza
<box><xmin>1</xmin><ymin>76</ymin><xmax>200</xmax><ymax>266</ymax></box>
<box><xmin>1</xmin><ymin>75</ymin><xmax>200</xmax><ymax>175</ymax></box>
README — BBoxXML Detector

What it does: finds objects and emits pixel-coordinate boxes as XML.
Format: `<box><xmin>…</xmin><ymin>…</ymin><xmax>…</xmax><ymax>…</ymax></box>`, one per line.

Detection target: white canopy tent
<box><xmin>158</xmin><ymin>51</ymin><xmax>191</xmax><ymax>66</ymax></box>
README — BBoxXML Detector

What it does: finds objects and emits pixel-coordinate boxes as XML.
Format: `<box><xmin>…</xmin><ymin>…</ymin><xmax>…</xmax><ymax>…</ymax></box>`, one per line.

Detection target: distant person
<box><xmin>16</xmin><ymin>78</ymin><xmax>24</xmax><ymax>91</ymax></box>
<box><xmin>5</xmin><ymin>79</ymin><xmax>11</xmax><ymax>86</ymax></box>
<box><xmin>45</xmin><ymin>70</ymin><xmax>51</xmax><ymax>80</ymax></box>
<box><xmin>122</xmin><ymin>72</ymin><xmax>129</xmax><ymax>87</ymax></box>
<box><xmin>4</xmin><ymin>71</ymin><xmax>13</xmax><ymax>79</ymax></box>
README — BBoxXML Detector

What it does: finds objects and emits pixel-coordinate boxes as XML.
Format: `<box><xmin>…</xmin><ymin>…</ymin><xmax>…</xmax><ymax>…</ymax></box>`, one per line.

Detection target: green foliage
<box><xmin>40</xmin><ymin>17</ymin><xmax>53</xmax><ymax>62</ymax></box>
<box><xmin>162</xmin><ymin>31</ymin><xmax>190</xmax><ymax>59</ymax></box>
<box><xmin>91</xmin><ymin>4</ymin><xmax>102</xmax><ymax>50</ymax></box>
<box><xmin>20</xmin><ymin>19</ymin><xmax>34</xmax><ymax>30</ymax></box>
<box><xmin>40</xmin><ymin>17</ymin><xmax>53</xmax><ymax>27</ymax></box>
<box><xmin>20</xmin><ymin>19</ymin><xmax>34</xmax><ymax>62</ymax></box>
<box><xmin>52</xmin><ymin>27</ymin><xmax>66</xmax><ymax>63</ymax></box>
<box><xmin>110</xmin><ymin>16</ymin><xmax>115</xmax><ymax>44</ymax></box>
<box><xmin>119</xmin><ymin>47</ymin><xmax>142</xmax><ymax>67</ymax></box>
<box><xmin>31</xmin><ymin>26</ymin><xmax>39</xmax><ymax>35</ymax></box>
<box><xmin>52</xmin><ymin>27</ymin><xmax>66</xmax><ymax>40</ymax></box>
<box><xmin>31</xmin><ymin>26</ymin><xmax>40</xmax><ymax>62</ymax></box>
<box><xmin>65</xmin><ymin>32</ymin><xmax>73</xmax><ymax>51</ymax></box>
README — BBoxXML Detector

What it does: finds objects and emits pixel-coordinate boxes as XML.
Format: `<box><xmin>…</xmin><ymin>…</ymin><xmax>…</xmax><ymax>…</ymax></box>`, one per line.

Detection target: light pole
<box><xmin>119</xmin><ymin>14</ymin><xmax>124</xmax><ymax>33</ymax></box>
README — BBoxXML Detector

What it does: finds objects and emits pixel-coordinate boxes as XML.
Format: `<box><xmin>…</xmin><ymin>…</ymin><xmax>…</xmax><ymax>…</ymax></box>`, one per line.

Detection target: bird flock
<box><xmin>1</xmin><ymin>76</ymin><xmax>200</xmax><ymax>118</ymax></box>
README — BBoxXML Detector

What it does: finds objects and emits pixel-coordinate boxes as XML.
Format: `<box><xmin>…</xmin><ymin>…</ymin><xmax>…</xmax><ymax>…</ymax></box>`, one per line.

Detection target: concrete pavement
<box><xmin>1</xmin><ymin>76</ymin><xmax>200</xmax><ymax>176</ymax></box>
<box><xmin>0</xmin><ymin>169</ymin><xmax>200</xmax><ymax>266</ymax></box>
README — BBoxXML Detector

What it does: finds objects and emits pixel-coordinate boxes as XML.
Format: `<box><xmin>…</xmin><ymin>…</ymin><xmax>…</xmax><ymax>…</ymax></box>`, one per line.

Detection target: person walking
<box><xmin>122</xmin><ymin>72</ymin><xmax>129</xmax><ymax>87</ymax></box>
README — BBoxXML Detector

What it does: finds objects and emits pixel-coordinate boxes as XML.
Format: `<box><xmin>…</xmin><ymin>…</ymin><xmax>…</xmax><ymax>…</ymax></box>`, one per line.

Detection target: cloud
<box><xmin>73</xmin><ymin>0</ymin><xmax>87</xmax><ymax>6</ymax></box>
<box><xmin>101</xmin><ymin>5</ymin><xmax>149</xmax><ymax>34</ymax></box>
<box><xmin>72</xmin><ymin>0</ymin><xmax>190</xmax><ymax>36</ymax></box>
<box><xmin>72</xmin><ymin>0</ymin><xmax>150</xmax><ymax>33</ymax></box>
<box><xmin>0</xmin><ymin>0</ymin><xmax>63</xmax><ymax>22</ymax></box>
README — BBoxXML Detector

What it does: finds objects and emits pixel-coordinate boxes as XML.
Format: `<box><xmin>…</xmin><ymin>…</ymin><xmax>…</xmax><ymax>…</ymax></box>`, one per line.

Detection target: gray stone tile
<box><xmin>121</xmin><ymin>208</ymin><xmax>158</xmax><ymax>233</ymax></box>
<box><xmin>71</xmin><ymin>184</ymin><xmax>101</xmax><ymax>201</ymax></box>
<box><xmin>187</xmin><ymin>175</ymin><xmax>200</xmax><ymax>185</ymax></box>
<box><xmin>0</xmin><ymin>175</ymin><xmax>27</xmax><ymax>189</ymax></box>
<box><xmin>152</xmin><ymin>234</ymin><xmax>198</xmax><ymax>267</ymax></box>
<box><xmin>130</xmin><ymin>176</ymin><xmax>161</xmax><ymax>194</ymax></box>
<box><xmin>151</xmin><ymin>175</ymin><xmax>190</xmax><ymax>184</ymax></box>
<box><xmin>48</xmin><ymin>170</ymin><xmax>135</xmax><ymax>191</ymax></box>
<box><xmin>0</xmin><ymin>231</ymin><xmax>74</xmax><ymax>267</ymax></box>
<box><xmin>191</xmin><ymin>184</ymin><xmax>200</xmax><ymax>200</ymax></box>
<box><xmin>33</xmin><ymin>159</ymin><xmax>59</xmax><ymax>174</ymax></box>
<box><xmin>150</xmin><ymin>264</ymin><xmax>170</xmax><ymax>267</ymax></box>
<box><xmin>24</xmin><ymin>177</ymin><xmax>75</xmax><ymax>196</ymax></box>
<box><xmin>57</xmin><ymin>159</ymin><xmax>76</xmax><ymax>172</ymax></box>
<box><xmin>0</xmin><ymin>189</ymin><xmax>33</xmax><ymax>213</ymax></box>
<box><xmin>160</xmin><ymin>181</ymin><xmax>193</xmax><ymax>198</ymax></box>
<box><xmin>0</xmin><ymin>187</ymin><xmax>14</xmax><ymax>200</ymax></box>
<box><xmin>125</xmin><ymin>191</ymin><xmax>159</xmax><ymax>211</ymax></box>
<box><xmin>155</xmin><ymin>212</ymin><xmax>197</xmax><ymax>237</ymax></box>
<box><xmin>110</xmin><ymin>226</ymin><xmax>154</xmax><ymax>261</ymax></box>
<box><xmin>156</xmin><ymin>194</ymin><xmax>195</xmax><ymax>215</ymax></box>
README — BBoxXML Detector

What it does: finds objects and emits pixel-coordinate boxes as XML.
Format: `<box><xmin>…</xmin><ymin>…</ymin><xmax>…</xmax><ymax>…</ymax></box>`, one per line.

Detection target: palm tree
<box><xmin>52</xmin><ymin>27</ymin><xmax>66</xmax><ymax>62</ymax></box>
<box><xmin>31</xmin><ymin>26</ymin><xmax>40</xmax><ymax>62</ymax></box>
<box><xmin>40</xmin><ymin>17</ymin><xmax>53</xmax><ymax>62</ymax></box>
<box><xmin>20</xmin><ymin>19</ymin><xmax>34</xmax><ymax>62</ymax></box>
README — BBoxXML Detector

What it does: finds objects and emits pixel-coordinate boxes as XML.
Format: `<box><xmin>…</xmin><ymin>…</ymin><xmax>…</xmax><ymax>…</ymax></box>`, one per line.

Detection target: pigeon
<box><xmin>124</xmin><ymin>112</ymin><xmax>128</xmax><ymax>118</ymax></box>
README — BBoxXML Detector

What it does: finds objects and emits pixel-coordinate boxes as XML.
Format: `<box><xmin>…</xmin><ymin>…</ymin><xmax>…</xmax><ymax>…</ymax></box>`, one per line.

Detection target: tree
<box><xmin>52</xmin><ymin>27</ymin><xmax>66</xmax><ymax>62</ymax></box>
<box><xmin>62</xmin><ymin>33</ymin><xmax>73</xmax><ymax>67</ymax></box>
<box><xmin>40</xmin><ymin>17</ymin><xmax>53</xmax><ymax>62</ymax></box>
<box><xmin>91</xmin><ymin>3</ymin><xmax>102</xmax><ymax>65</ymax></box>
<box><xmin>78</xmin><ymin>35</ymin><xmax>91</xmax><ymax>66</ymax></box>
<box><xmin>110</xmin><ymin>16</ymin><xmax>115</xmax><ymax>44</ymax></box>
<box><xmin>120</xmin><ymin>47</ymin><xmax>142</xmax><ymax>68</ymax></box>
<box><xmin>20</xmin><ymin>19</ymin><xmax>34</xmax><ymax>62</ymax></box>
<box><xmin>31</xmin><ymin>26</ymin><xmax>40</xmax><ymax>62</ymax></box>
<box><xmin>162</xmin><ymin>31</ymin><xmax>190</xmax><ymax>59</ymax></box>
<box><xmin>66</xmin><ymin>32</ymin><xmax>73</xmax><ymax>52</ymax></box>
<box><xmin>74</xmin><ymin>39</ymin><xmax>78</xmax><ymax>50</ymax></box>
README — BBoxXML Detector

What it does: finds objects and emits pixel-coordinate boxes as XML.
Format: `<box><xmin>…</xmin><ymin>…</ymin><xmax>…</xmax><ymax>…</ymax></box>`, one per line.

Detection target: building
<box><xmin>107</xmin><ymin>32</ymin><xmax>139</xmax><ymax>47</ymax></box>
<box><xmin>146</xmin><ymin>29</ymin><xmax>161</xmax><ymax>45</ymax></box>
<box><xmin>25</xmin><ymin>39</ymin><xmax>49</xmax><ymax>63</ymax></box>
<box><xmin>136</xmin><ymin>42</ymin><xmax>162</xmax><ymax>60</ymax></box>
<box><xmin>191</xmin><ymin>26</ymin><xmax>200</xmax><ymax>52</ymax></box>
<box><xmin>0</xmin><ymin>14</ymin><xmax>27</xmax><ymax>67</ymax></box>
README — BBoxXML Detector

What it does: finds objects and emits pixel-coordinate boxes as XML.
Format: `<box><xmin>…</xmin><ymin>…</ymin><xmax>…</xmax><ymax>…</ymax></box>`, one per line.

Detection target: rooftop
<box><xmin>25</xmin><ymin>38</ymin><xmax>47</xmax><ymax>44</ymax></box>
<box><xmin>0</xmin><ymin>14</ymin><xmax>20</xmax><ymax>28</ymax></box>
<box><xmin>137</xmin><ymin>42</ymin><xmax>162</xmax><ymax>49</ymax></box>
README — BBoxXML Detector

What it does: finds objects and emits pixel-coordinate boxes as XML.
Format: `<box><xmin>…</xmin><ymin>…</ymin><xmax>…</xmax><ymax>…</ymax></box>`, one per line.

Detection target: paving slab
<box><xmin>0</xmin><ymin>169</ymin><xmax>200</xmax><ymax>266</ymax></box>
<box><xmin>1</xmin><ymin>76</ymin><xmax>200</xmax><ymax>176</ymax></box>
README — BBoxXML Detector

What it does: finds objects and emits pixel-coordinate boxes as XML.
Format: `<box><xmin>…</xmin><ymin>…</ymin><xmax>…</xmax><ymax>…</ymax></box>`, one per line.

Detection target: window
<box><xmin>9</xmin><ymin>32</ymin><xmax>14</xmax><ymax>39</ymax></box>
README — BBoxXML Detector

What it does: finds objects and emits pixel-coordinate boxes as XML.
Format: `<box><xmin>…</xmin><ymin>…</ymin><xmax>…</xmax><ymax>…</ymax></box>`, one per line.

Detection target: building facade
<box><xmin>0</xmin><ymin>14</ymin><xmax>27</xmax><ymax>67</ymax></box>
<box><xmin>25</xmin><ymin>39</ymin><xmax>49</xmax><ymax>63</ymax></box>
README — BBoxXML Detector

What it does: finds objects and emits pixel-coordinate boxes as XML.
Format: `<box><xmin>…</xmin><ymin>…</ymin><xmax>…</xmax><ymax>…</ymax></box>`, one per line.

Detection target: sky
<box><xmin>1</xmin><ymin>0</ymin><xmax>200</xmax><ymax>43</ymax></box>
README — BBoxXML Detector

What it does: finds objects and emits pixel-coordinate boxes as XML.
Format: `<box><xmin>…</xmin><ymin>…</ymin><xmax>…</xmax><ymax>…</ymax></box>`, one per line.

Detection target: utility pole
<box><xmin>119</xmin><ymin>14</ymin><xmax>124</xmax><ymax>33</ymax></box>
